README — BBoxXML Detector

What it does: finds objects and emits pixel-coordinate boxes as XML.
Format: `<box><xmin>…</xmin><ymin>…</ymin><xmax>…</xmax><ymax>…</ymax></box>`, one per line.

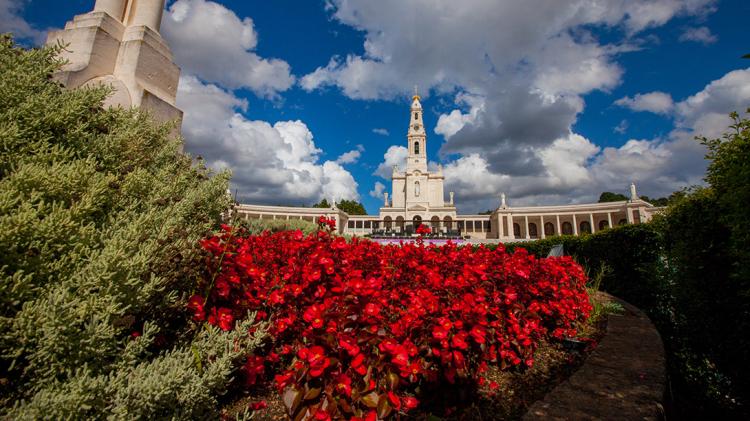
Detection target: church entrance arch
<box><xmin>395</xmin><ymin>216</ymin><xmax>405</xmax><ymax>233</ymax></box>
<box><xmin>562</xmin><ymin>222</ymin><xmax>573</xmax><ymax>235</ymax></box>
<box><xmin>384</xmin><ymin>216</ymin><xmax>392</xmax><ymax>230</ymax></box>
<box><xmin>430</xmin><ymin>216</ymin><xmax>440</xmax><ymax>232</ymax></box>
<box><xmin>580</xmin><ymin>220</ymin><xmax>591</xmax><ymax>234</ymax></box>
<box><xmin>513</xmin><ymin>223</ymin><xmax>521</xmax><ymax>238</ymax></box>
<box><xmin>444</xmin><ymin>216</ymin><xmax>453</xmax><ymax>231</ymax></box>
<box><xmin>544</xmin><ymin>222</ymin><xmax>555</xmax><ymax>236</ymax></box>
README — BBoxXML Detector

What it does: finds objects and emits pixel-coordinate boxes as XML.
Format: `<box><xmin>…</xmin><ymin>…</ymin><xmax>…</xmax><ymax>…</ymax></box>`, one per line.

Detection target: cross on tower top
<box><xmin>413</xmin><ymin>84</ymin><xmax>420</xmax><ymax>100</ymax></box>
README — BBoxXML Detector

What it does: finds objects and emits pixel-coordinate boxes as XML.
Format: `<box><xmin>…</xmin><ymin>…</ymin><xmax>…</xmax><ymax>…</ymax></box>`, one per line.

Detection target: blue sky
<box><xmin>4</xmin><ymin>0</ymin><xmax>749</xmax><ymax>213</ymax></box>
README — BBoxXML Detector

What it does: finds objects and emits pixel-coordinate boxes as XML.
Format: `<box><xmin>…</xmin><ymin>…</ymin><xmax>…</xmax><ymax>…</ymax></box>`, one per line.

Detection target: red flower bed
<box><xmin>191</xmin><ymin>218</ymin><xmax>591</xmax><ymax>419</ymax></box>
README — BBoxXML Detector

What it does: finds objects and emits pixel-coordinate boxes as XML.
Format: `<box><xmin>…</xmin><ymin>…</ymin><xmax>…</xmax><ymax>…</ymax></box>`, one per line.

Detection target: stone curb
<box><xmin>524</xmin><ymin>293</ymin><xmax>666</xmax><ymax>420</ymax></box>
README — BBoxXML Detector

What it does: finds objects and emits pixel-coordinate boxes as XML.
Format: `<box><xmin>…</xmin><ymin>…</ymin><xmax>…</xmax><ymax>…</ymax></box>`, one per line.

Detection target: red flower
<box><xmin>402</xmin><ymin>396</ymin><xmax>419</xmax><ymax>410</ymax></box>
<box><xmin>187</xmin><ymin>294</ymin><xmax>205</xmax><ymax>321</ymax></box>
<box><xmin>208</xmin><ymin>307</ymin><xmax>234</xmax><ymax>331</ymax></box>
<box><xmin>250</xmin><ymin>401</ymin><xmax>267</xmax><ymax>411</ymax></box>
<box><xmin>335</xmin><ymin>374</ymin><xmax>352</xmax><ymax>397</ymax></box>
<box><xmin>364</xmin><ymin>302</ymin><xmax>381</xmax><ymax>317</ymax></box>
<box><xmin>313</xmin><ymin>409</ymin><xmax>332</xmax><ymax>421</ymax></box>
<box><xmin>387</xmin><ymin>391</ymin><xmax>401</xmax><ymax>410</ymax></box>
<box><xmin>303</xmin><ymin>304</ymin><xmax>325</xmax><ymax>329</ymax></box>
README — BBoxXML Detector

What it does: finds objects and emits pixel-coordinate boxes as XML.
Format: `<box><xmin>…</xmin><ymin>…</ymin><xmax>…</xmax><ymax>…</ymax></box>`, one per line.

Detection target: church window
<box><xmin>415</xmin><ymin>141</ymin><xmax>420</xmax><ymax>154</ymax></box>
<box><xmin>415</xmin><ymin>181</ymin><xmax>420</xmax><ymax>197</ymax></box>
<box><xmin>415</xmin><ymin>112</ymin><xmax>419</xmax><ymax>120</ymax></box>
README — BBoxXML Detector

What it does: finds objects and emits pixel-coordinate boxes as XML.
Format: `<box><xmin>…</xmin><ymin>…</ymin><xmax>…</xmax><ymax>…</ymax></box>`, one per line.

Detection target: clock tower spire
<box><xmin>406</xmin><ymin>88</ymin><xmax>427</xmax><ymax>173</ymax></box>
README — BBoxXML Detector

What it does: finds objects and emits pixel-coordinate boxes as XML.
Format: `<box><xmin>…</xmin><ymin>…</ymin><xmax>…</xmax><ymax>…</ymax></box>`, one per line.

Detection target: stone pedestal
<box><xmin>46</xmin><ymin>1</ymin><xmax>182</xmax><ymax>131</ymax></box>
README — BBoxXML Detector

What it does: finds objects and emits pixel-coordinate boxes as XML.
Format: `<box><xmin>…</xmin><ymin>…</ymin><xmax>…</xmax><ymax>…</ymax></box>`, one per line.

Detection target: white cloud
<box><xmin>177</xmin><ymin>75</ymin><xmax>358</xmax><ymax>204</ymax></box>
<box><xmin>615</xmin><ymin>91</ymin><xmax>675</xmax><ymax>114</ymax></box>
<box><xmin>369</xmin><ymin>181</ymin><xmax>386</xmax><ymax>199</ymax></box>
<box><xmin>679</xmin><ymin>26</ymin><xmax>718</xmax><ymax>44</ymax></box>
<box><xmin>372</xmin><ymin>128</ymin><xmax>389</xmax><ymax>136</ymax></box>
<box><xmin>675</xmin><ymin>68</ymin><xmax>750</xmax><ymax>138</ymax></box>
<box><xmin>374</xmin><ymin>145</ymin><xmax>408</xmax><ymax>178</ymax></box>
<box><xmin>162</xmin><ymin>0</ymin><xmax>294</xmax><ymax>97</ymax></box>
<box><xmin>0</xmin><ymin>0</ymin><xmax>46</xmax><ymax>44</ymax></box>
<box><xmin>336</xmin><ymin>148</ymin><xmax>362</xmax><ymax>164</ymax></box>
<box><xmin>614</xmin><ymin>119</ymin><xmax>628</xmax><ymax>134</ymax></box>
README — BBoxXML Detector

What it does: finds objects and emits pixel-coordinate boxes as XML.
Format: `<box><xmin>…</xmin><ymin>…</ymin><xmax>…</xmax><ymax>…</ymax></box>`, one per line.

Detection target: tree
<box><xmin>337</xmin><ymin>199</ymin><xmax>367</xmax><ymax>215</ymax></box>
<box><xmin>597</xmin><ymin>191</ymin><xmax>628</xmax><ymax>202</ymax></box>
<box><xmin>312</xmin><ymin>198</ymin><xmax>332</xmax><ymax>208</ymax></box>
<box><xmin>0</xmin><ymin>36</ymin><xmax>265</xmax><ymax>419</ymax></box>
<box><xmin>312</xmin><ymin>198</ymin><xmax>367</xmax><ymax>215</ymax></box>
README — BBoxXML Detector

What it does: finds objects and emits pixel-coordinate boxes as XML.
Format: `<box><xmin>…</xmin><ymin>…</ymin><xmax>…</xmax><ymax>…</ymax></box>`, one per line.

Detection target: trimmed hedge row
<box><xmin>486</xmin><ymin>224</ymin><xmax>664</xmax><ymax>311</ymax></box>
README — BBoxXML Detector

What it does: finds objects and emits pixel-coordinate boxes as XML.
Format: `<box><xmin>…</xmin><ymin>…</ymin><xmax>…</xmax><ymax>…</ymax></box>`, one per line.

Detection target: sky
<box><xmin>3</xmin><ymin>0</ymin><xmax>749</xmax><ymax>214</ymax></box>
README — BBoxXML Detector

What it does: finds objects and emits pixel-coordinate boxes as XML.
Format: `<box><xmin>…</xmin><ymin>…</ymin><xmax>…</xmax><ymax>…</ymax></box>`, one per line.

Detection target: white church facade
<box><xmin>234</xmin><ymin>93</ymin><xmax>662</xmax><ymax>241</ymax></box>
<box><xmin>50</xmin><ymin>1</ymin><xmax>662</xmax><ymax>242</ymax></box>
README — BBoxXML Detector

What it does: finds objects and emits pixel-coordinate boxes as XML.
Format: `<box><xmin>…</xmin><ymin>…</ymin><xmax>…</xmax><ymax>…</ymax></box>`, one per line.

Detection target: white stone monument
<box><xmin>47</xmin><ymin>0</ymin><xmax>182</xmax><ymax>129</ymax></box>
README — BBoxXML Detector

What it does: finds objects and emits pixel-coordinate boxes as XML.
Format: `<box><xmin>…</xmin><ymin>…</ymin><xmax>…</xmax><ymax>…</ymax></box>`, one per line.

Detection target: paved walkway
<box><xmin>524</xmin><ymin>294</ymin><xmax>666</xmax><ymax>420</ymax></box>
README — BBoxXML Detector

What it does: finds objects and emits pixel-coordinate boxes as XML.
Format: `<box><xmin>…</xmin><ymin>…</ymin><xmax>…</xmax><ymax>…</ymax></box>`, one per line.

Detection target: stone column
<box><xmin>626</xmin><ymin>207</ymin><xmax>634</xmax><ymax>224</ymax></box>
<box><xmin>572</xmin><ymin>214</ymin><xmax>578</xmax><ymax>235</ymax></box>
<box><xmin>589</xmin><ymin>213</ymin><xmax>595</xmax><ymax>233</ymax></box>
<box><xmin>607</xmin><ymin>212</ymin><xmax>613</xmax><ymax>229</ymax></box>
<box><xmin>556</xmin><ymin>214</ymin><xmax>561</xmax><ymax>236</ymax></box>
<box><xmin>95</xmin><ymin>0</ymin><xmax>127</xmax><ymax>21</ymax></box>
<box><xmin>507</xmin><ymin>213</ymin><xmax>513</xmax><ymax>239</ymax></box>
<box><xmin>540</xmin><ymin>215</ymin><xmax>546</xmax><ymax>239</ymax></box>
<box><xmin>524</xmin><ymin>215</ymin><xmax>530</xmax><ymax>240</ymax></box>
<box><xmin>128</xmin><ymin>0</ymin><xmax>165</xmax><ymax>32</ymax></box>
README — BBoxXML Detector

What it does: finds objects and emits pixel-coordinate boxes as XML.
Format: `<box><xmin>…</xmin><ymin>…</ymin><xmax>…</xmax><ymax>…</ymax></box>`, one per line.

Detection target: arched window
<box><xmin>513</xmin><ymin>223</ymin><xmax>521</xmax><ymax>238</ymax></box>
<box><xmin>414</xmin><ymin>141</ymin><xmax>420</xmax><ymax>154</ymax></box>
<box><xmin>444</xmin><ymin>216</ymin><xmax>453</xmax><ymax>230</ymax></box>
<box><xmin>544</xmin><ymin>222</ymin><xmax>555</xmax><ymax>236</ymax></box>
<box><xmin>618</xmin><ymin>218</ymin><xmax>627</xmax><ymax>226</ymax></box>
<box><xmin>414</xmin><ymin>181</ymin><xmax>420</xmax><ymax>197</ymax></box>
<box><xmin>415</xmin><ymin>112</ymin><xmax>419</xmax><ymax>120</ymax></box>
<box><xmin>580</xmin><ymin>221</ymin><xmax>591</xmax><ymax>234</ymax></box>
<box><xmin>529</xmin><ymin>223</ymin><xmax>538</xmax><ymax>238</ymax></box>
<box><xmin>562</xmin><ymin>222</ymin><xmax>573</xmax><ymax>235</ymax></box>
<box><xmin>431</xmin><ymin>216</ymin><xmax>440</xmax><ymax>232</ymax></box>
<box><xmin>384</xmin><ymin>216</ymin><xmax>392</xmax><ymax>230</ymax></box>
<box><xmin>598</xmin><ymin>220</ymin><xmax>609</xmax><ymax>231</ymax></box>
<box><xmin>413</xmin><ymin>215</ymin><xmax>422</xmax><ymax>228</ymax></box>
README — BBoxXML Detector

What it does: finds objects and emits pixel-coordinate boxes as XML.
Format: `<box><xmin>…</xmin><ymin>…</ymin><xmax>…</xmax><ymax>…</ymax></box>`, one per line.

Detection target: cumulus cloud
<box><xmin>369</xmin><ymin>181</ymin><xmax>386</xmax><ymax>199</ymax></box>
<box><xmin>0</xmin><ymin>0</ymin><xmax>46</xmax><ymax>44</ymax></box>
<box><xmin>374</xmin><ymin>146</ymin><xmax>409</xmax><ymax>178</ymax></box>
<box><xmin>679</xmin><ymin>26</ymin><xmax>718</xmax><ymax>44</ymax></box>
<box><xmin>614</xmin><ymin>119</ymin><xmax>629</xmax><ymax>134</ymax></box>
<box><xmin>305</xmin><ymin>0</ymin><xmax>723</xmax><ymax>211</ymax></box>
<box><xmin>372</xmin><ymin>128</ymin><xmax>390</xmax><ymax>136</ymax></box>
<box><xmin>615</xmin><ymin>91</ymin><xmax>675</xmax><ymax>114</ymax></box>
<box><xmin>675</xmin><ymin>68</ymin><xmax>750</xmax><ymax>138</ymax></box>
<box><xmin>162</xmin><ymin>0</ymin><xmax>294</xmax><ymax>97</ymax></box>
<box><xmin>177</xmin><ymin>75</ymin><xmax>358</xmax><ymax>204</ymax></box>
<box><xmin>336</xmin><ymin>148</ymin><xmax>362</xmax><ymax>164</ymax></box>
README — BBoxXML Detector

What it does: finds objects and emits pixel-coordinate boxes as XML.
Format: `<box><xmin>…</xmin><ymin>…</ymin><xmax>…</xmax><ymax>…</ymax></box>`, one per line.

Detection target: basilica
<box><xmin>234</xmin><ymin>94</ymin><xmax>662</xmax><ymax>241</ymax></box>
<box><xmin>50</xmin><ymin>0</ymin><xmax>662</xmax><ymax>242</ymax></box>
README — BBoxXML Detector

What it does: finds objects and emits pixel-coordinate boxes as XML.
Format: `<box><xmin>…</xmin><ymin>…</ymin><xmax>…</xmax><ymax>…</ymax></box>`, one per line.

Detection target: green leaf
<box><xmin>283</xmin><ymin>387</ymin><xmax>303</xmax><ymax>414</ymax></box>
<box><xmin>304</xmin><ymin>387</ymin><xmax>321</xmax><ymax>400</ymax></box>
<box><xmin>377</xmin><ymin>394</ymin><xmax>392</xmax><ymax>419</ymax></box>
<box><xmin>361</xmin><ymin>392</ymin><xmax>379</xmax><ymax>408</ymax></box>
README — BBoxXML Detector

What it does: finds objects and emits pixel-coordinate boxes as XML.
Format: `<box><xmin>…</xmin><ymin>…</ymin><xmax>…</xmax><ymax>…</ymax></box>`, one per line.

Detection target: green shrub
<box><xmin>501</xmin><ymin>224</ymin><xmax>664</xmax><ymax>311</ymax></box>
<box><xmin>239</xmin><ymin>217</ymin><xmax>318</xmax><ymax>235</ymax></box>
<box><xmin>0</xmin><ymin>36</ymin><xmax>265</xmax><ymax>418</ymax></box>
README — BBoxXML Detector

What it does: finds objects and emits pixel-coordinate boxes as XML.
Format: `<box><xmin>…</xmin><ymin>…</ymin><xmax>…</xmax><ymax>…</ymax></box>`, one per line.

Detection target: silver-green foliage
<box><xmin>0</xmin><ymin>36</ymin><xmax>260</xmax><ymax>418</ymax></box>
<box><xmin>241</xmin><ymin>217</ymin><xmax>319</xmax><ymax>235</ymax></box>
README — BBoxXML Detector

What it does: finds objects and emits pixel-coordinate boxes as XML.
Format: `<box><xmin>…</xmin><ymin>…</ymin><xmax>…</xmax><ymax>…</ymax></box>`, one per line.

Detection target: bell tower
<box><xmin>406</xmin><ymin>86</ymin><xmax>427</xmax><ymax>173</ymax></box>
